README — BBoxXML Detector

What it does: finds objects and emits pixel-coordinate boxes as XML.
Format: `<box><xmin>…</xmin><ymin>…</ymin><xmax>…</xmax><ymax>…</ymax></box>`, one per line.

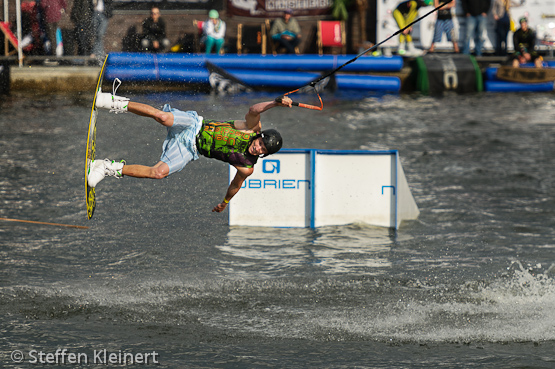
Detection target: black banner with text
<box><xmin>227</xmin><ymin>0</ymin><xmax>332</xmax><ymax>18</ymax></box>
<box><xmin>112</xmin><ymin>0</ymin><xmax>223</xmax><ymax>12</ymax></box>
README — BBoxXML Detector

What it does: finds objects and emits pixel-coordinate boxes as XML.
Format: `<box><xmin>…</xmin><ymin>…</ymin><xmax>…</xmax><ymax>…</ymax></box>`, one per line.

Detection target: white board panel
<box><xmin>313</xmin><ymin>154</ymin><xmax>396</xmax><ymax>228</ymax></box>
<box><xmin>229</xmin><ymin>152</ymin><xmax>311</xmax><ymax>227</ymax></box>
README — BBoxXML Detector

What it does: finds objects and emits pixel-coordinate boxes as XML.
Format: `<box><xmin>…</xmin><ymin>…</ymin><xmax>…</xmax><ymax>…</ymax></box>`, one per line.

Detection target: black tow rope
<box><xmin>275</xmin><ymin>0</ymin><xmax>454</xmax><ymax>110</ymax></box>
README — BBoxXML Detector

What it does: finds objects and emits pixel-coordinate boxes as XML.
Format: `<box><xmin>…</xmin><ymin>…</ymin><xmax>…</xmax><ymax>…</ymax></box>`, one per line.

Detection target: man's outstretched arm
<box><xmin>212</xmin><ymin>166</ymin><xmax>254</xmax><ymax>213</ymax></box>
<box><xmin>237</xmin><ymin>97</ymin><xmax>292</xmax><ymax>132</ymax></box>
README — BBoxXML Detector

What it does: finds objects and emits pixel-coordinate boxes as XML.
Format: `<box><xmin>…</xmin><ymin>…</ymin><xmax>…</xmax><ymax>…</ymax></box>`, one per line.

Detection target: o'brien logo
<box><xmin>262</xmin><ymin>159</ymin><xmax>280</xmax><ymax>174</ymax></box>
<box><xmin>241</xmin><ymin>158</ymin><xmax>311</xmax><ymax>190</ymax></box>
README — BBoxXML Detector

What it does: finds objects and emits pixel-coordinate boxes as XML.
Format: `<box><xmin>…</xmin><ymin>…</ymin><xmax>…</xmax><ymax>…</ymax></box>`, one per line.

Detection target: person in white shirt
<box><xmin>203</xmin><ymin>9</ymin><xmax>226</xmax><ymax>54</ymax></box>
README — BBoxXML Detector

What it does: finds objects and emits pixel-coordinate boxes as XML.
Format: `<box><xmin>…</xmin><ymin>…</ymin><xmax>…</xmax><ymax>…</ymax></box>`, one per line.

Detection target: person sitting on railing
<box><xmin>270</xmin><ymin>9</ymin><xmax>301</xmax><ymax>54</ymax></box>
<box><xmin>141</xmin><ymin>7</ymin><xmax>170</xmax><ymax>53</ymax></box>
<box><xmin>511</xmin><ymin>17</ymin><xmax>543</xmax><ymax>68</ymax></box>
<box><xmin>203</xmin><ymin>9</ymin><xmax>226</xmax><ymax>55</ymax></box>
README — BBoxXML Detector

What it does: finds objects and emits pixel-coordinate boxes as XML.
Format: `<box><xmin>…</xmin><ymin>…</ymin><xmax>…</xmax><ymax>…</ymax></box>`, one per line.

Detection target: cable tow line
<box><xmin>274</xmin><ymin>0</ymin><xmax>454</xmax><ymax>110</ymax></box>
<box><xmin>0</xmin><ymin>217</ymin><xmax>89</xmax><ymax>229</ymax></box>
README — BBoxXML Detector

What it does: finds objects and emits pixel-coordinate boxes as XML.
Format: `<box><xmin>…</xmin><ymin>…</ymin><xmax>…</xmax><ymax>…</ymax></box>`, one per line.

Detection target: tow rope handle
<box><xmin>275</xmin><ymin>88</ymin><xmax>323</xmax><ymax>111</ymax></box>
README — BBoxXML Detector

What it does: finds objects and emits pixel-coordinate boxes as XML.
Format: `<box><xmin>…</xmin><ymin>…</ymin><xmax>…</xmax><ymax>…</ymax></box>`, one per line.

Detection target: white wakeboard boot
<box><xmin>88</xmin><ymin>159</ymin><xmax>125</xmax><ymax>188</ymax></box>
<box><xmin>406</xmin><ymin>42</ymin><xmax>424</xmax><ymax>56</ymax></box>
<box><xmin>397</xmin><ymin>42</ymin><xmax>407</xmax><ymax>56</ymax></box>
<box><xmin>95</xmin><ymin>78</ymin><xmax>129</xmax><ymax>113</ymax></box>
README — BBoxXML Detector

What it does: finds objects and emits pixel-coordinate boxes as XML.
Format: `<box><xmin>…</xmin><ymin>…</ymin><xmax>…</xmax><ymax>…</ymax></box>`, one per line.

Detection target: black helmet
<box><xmin>260</xmin><ymin>129</ymin><xmax>283</xmax><ymax>157</ymax></box>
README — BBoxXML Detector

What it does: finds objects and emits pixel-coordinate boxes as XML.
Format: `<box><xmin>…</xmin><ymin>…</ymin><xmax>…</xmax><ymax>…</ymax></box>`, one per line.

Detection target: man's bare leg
<box><xmin>122</xmin><ymin>161</ymin><xmax>169</xmax><ymax>179</ymax></box>
<box><xmin>88</xmin><ymin>102</ymin><xmax>174</xmax><ymax>187</ymax></box>
<box><xmin>115</xmin><ymin>103</ymin><xmax>174</xmax><ymax>180</ymax></box>
<box><xmin>128</xmin><ymin>102</ymin><xmax>174</xmax><ymax>127</ymax></box>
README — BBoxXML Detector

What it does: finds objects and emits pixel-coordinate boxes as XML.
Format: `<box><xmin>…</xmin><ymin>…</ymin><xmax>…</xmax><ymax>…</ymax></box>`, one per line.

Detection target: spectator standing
<box><xmin>203</xmin><ymin>9</ymin><xmax>226</xmax><ymax>54</ymax></box>
<box><xmin>141</xmin><ymin>7</ymin><xmax>170</xmax><ymax>52</ymax></box>
<box><xmin>428</xmin><ymin>0</ymin><xmax>459</xmax><ymax>53</ymax></box>
<box><xmin>512</xmin><ymin>17</ymin><xmax>543</xmax><ymax>68</ymax></box>
<box><xmin>39</xmin><ymin>0</ymin><xmax>67</xmax><ymax>55</ymax></box>
<box><xmin>71</xmin><ymin>0</ymin><xmax>93</xmax><ymax>55</ymax></box>
<box><xmin>20</xmin><ymin>1</ymin><xmax>43</xmax><ymax>54</ymax></box>
<box><xmin>492</xmin><ymin>0</ymin><xmax>516</xmax><ymax>56</ymax></box>
<box><xmin>270</xmin><ymin>9</ymin><xmax>301</xmax><ymax>54</ymax></box>
<box><xmin>393</xmin><ymin>0</ymin><xmax>432</xmax><ymax>56</ymax></box>
<box><xmin>91</xmin><ymin>0</ymin><xmax>113</xmax><ymax>61</ymax></box>
<box><xmin>461</xmin><ymin>0</ymin><xmax>491</xmax><ymax>56</ymax></box>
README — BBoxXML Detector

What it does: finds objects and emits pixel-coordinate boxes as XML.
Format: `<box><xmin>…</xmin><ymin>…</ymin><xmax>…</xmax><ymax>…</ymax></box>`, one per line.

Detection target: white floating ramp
<box><xmin>229</xmin><ymin>149</ymin><xmax>419</xmax><ymax>229</ymax></box>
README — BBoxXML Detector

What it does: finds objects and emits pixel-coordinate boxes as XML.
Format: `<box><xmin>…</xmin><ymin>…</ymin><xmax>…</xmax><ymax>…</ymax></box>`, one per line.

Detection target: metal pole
<box><xmin>3</xmin><ymin>0</ymin><xmax>8</xmax><ymax>56</ymax></box>
<box><xmin>15</xmin><ymin>0</ymin><xmax>22</xmax><ymax>66</ymax></box>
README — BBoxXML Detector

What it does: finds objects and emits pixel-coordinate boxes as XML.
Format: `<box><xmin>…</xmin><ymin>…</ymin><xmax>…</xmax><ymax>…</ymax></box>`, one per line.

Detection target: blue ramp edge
<box><xmin>107</xmin><ymin>52</ymin><xmax>404</xmax><ymax>72</ymax></box>
<box><xmin>484</xmin><ymin>80</ymin><xmax>554</xmax><ymax>93</ymax></box>
<box><xmin>105</xmin><ymin>66</ymin><xmax>401</xmax><ymax>92</ymax></box>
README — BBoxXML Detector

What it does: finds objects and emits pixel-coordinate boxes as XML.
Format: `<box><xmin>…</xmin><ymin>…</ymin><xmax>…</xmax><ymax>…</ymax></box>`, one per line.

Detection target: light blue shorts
<box><xmin>159</xmin><ymin>104</ymin><xmax>203</xmax><ymax>175</ymax></box>
<box><xmin>432</xmin><ymin>19</ymin><xmax>455</xmax><ymax>43</ymax></box>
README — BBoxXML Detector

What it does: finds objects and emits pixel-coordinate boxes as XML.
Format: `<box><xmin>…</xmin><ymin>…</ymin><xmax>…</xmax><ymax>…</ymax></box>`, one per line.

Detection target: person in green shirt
<box><xmin>88</xmin><ymin>88</ymin><xmax>291</xmax><ymax>213</ymax></box>
<box><xmin>270</xmin><ymin>9</ymin><xmax>301</xmax><ymax>54</ymax></box>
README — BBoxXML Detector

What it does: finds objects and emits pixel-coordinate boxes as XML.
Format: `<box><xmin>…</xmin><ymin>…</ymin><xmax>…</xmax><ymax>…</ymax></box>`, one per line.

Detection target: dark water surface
<box><xmin>1</xmin><ymin>90</ymin><xmax>555</xmax><ymax>368</ymax></box>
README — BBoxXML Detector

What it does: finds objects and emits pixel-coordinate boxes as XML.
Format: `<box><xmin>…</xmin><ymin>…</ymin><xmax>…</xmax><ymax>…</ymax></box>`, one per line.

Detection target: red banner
<box><xmin>227</xmin><ymin>0</ymin><xmax>333</xmax><ymax>18</ymax></box>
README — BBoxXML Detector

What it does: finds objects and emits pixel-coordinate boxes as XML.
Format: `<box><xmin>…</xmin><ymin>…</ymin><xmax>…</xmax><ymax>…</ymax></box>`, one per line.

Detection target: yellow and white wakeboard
<box><xmin>85</xmin><ymin>55</ymin><xmax>108</xmax><ymax>219</ymax></box>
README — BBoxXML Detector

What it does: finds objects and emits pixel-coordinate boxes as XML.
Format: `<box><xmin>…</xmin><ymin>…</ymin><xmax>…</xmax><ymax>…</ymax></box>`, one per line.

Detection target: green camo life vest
<box><xmin>196</xmin><ymin>120</ymin><xmax>259</xmax><ymax>168</ymax></box>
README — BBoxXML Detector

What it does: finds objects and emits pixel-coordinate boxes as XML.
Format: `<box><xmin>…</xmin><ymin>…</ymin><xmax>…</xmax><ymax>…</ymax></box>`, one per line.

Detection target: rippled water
<box><xmin>1</xmin><ymin>90</ymin><xmax>555</xmax><ymax>368</ymax></box>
